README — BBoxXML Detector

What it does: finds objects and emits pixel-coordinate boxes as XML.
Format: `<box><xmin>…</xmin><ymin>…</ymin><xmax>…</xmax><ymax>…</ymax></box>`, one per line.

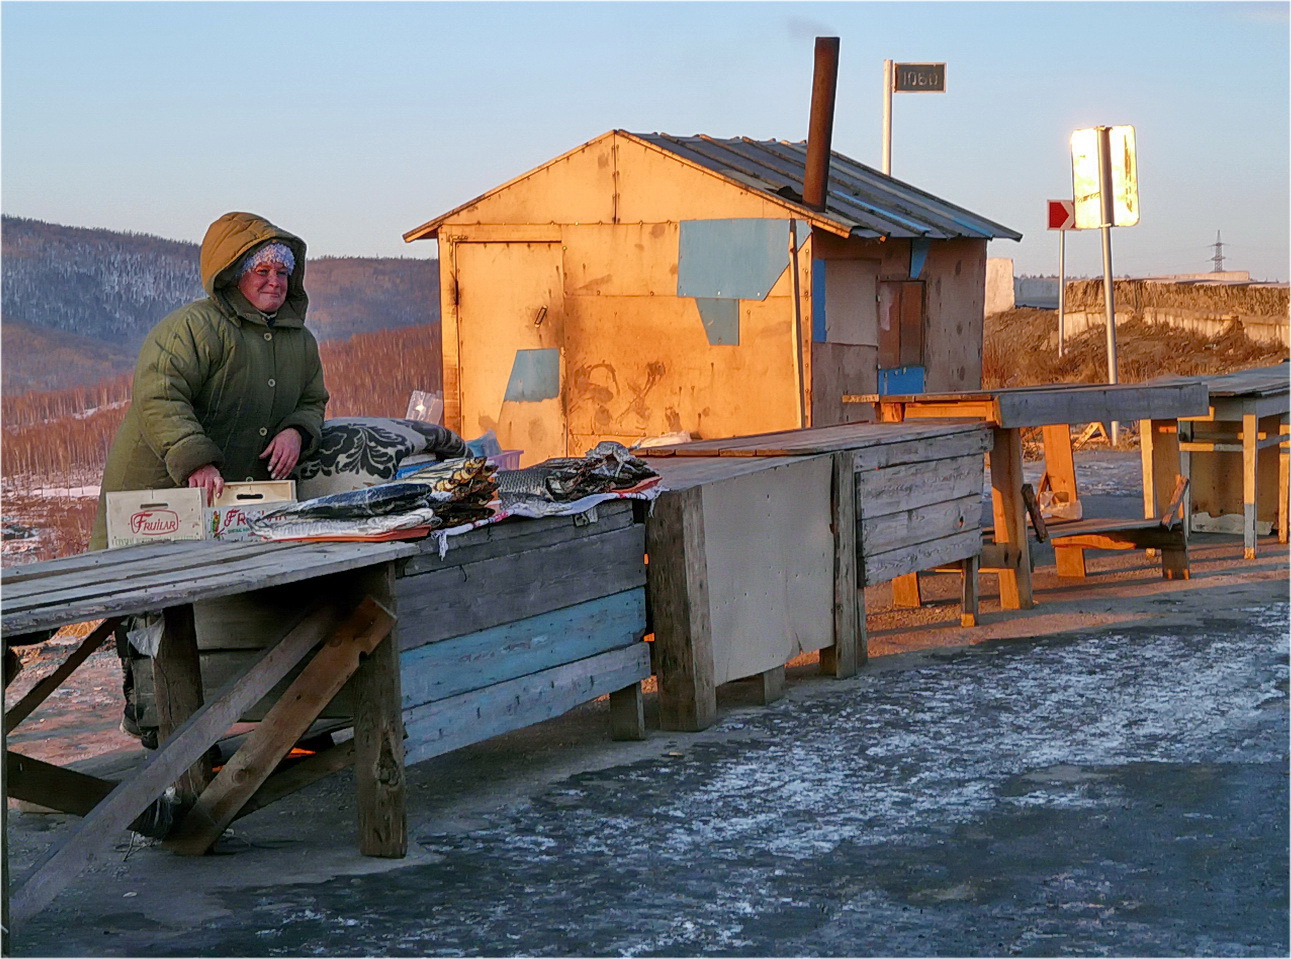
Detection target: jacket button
<box><xmin>259</xmin><ymin>427</ymin><xmax>268</xmax><ymax>436</ymax></box>
<box><xmin>268</xmin><ymin>378</ymin><xmax>276</xmax><ymax>387</ymax></box>
<box><xmin>264</xmin><ymin>332</ymin><xmax>273</xmax><ymax>341</ymax></box>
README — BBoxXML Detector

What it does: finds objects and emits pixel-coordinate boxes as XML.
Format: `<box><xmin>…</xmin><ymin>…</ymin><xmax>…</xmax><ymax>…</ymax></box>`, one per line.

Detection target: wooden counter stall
<box><xmin>2</xmin><ymin>502</ymin><xmax>651</xmax><ymax>923</ymax></box>
<box><xmin>641</xmin><ymin>421</ymin><xmax>993</xmax><ymax>731</ymax></box>
<box><xmin>849</xmin><ymin>380</ymin><xmax>1212</xmax><ymax>604</ymax></box>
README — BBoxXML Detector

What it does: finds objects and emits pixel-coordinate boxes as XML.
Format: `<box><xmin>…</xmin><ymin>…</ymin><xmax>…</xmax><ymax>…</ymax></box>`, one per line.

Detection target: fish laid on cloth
<box><xmin>400</xmin><ymin>457</ymin><xmax>499</xmax><ymax>527</ymax></box>
<box><xmin>496</xmin><ymin>441</ymin><xmax>658</xmax><ymax>512</ymax></box>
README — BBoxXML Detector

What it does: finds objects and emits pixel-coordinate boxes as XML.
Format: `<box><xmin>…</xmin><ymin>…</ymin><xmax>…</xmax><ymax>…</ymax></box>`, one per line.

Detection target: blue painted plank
<box><xmin>694</xmin><ymin>297</ymin><xmax>740</xmax><ymax>345</ymax></box>
<box><xmin>403</xmin><ymin>644</ymin><xmax>651</xmax><ymax>766</ymax></box>
<box><xmin>910</xmin><ymin>238</ymin><xmax>931</xmax><ymax>279</ymax></box>
<box><xmin>677</xmin><ymin>218</ymin><xmax>789</xmax><ymax>300</ymax></box>
<box><xmin>811</xmin><ymin>259</ymin><xmax>827</xmax><ymax>343</ymax></box>
<box><xmin>504</xmin><ymin>348</ymin><xmax>561</xmax><ymax>402</ymax></box>
<box><xmin>399</xmin><ymin>588</ymin><xmax>647</xmax><ymax>709</ymax></box>
<box><xmin>878</xmin><ymin>366</ymin><xmax>926</xmax><ymax>395</ymax></box>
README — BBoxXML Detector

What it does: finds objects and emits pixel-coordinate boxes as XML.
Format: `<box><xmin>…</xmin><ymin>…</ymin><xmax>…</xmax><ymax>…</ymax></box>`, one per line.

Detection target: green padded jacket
<box><xmin>89</xmin><ymin>212</ymin><xmax>329</xmax><ymax>549</ymax></box>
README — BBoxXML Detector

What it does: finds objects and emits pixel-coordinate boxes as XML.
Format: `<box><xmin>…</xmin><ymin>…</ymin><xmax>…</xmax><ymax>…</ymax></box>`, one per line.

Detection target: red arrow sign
<box><xmin>1048</xmin><ymin>199</ymin><xmax>1076</xmax><ymax>231</ymax></box>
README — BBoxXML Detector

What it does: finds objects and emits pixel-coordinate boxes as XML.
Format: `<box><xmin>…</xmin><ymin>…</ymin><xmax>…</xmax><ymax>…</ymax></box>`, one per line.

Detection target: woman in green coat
<box><xmin>90</xmin><ymin>212</ymin><xmax>329</xmax><ymax>748</ymax></box>
<box><xmin>90</xmin><ymin>212</ymin><xmax>329</xmax><ymax>549</ymax></box>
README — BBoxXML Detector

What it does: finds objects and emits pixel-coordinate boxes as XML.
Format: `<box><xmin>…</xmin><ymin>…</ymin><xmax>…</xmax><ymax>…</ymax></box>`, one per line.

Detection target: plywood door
<box><xmin>455</xmin><ymin>242</ymin><xmax>566</xmax><ymax>464</ymax></box>
<box><xmin>878</xmin><ymin>280</ymin><xmax>925</xmax><ymax>368</ymax></box>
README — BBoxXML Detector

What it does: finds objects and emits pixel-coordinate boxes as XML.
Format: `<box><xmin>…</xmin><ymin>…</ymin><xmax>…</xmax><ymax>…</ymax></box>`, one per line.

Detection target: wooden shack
<box><xmin>404</xmin><ymin>131</ymin><xmax>1021</xmax><ymax>464</ymax></box>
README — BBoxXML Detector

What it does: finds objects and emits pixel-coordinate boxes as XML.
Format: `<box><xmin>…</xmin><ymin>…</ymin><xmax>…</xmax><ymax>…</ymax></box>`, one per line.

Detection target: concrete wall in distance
<box><xmin>985</xmin><ymin>258</ymin><xmax>1014</xmax><ymax>314</ymax></box>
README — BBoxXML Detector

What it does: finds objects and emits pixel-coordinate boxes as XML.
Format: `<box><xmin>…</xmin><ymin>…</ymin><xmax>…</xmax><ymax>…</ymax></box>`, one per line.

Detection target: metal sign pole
<box><xmin>881</xmin><ymin>59</ymin><xmax>893</xmax><ymax>174</ymax></box>
<box><xmin>1096</xmin><ymin>124</ymin><xmax>1120</xmax><ymax>444</ymax></box>
<box><xmin>1058</xmin><ymin>230</ymin><xmax>1066</xmax><ymax>356</ymax></box>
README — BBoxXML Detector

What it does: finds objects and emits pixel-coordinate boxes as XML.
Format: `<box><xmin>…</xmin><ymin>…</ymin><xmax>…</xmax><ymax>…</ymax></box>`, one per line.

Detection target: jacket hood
<box><xmin>200</xmin><ymin>212</ymin><xmax>309</xmax><ymax>324</ymax></box>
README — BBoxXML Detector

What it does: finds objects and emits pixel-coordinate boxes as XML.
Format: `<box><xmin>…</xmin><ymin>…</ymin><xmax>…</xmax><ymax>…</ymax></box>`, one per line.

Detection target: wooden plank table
<box><xmin>1165</xmin><ymin>364</ymin><xmax>1289</xmax><ymax>558</ymax></box>
<box><xmin>844</xmin><ymin>380</ymin><xmax>1212</xmax><ymax>608</ymax></box>
<box><xmin>641</xmin><ymin>421</ymin><xmax>993</xmax><ymax>730</ymax></box>
<box><xmin>3</xmin><ymin>504</ymin><xmax>651</xmax><ymax>922</ymax></box>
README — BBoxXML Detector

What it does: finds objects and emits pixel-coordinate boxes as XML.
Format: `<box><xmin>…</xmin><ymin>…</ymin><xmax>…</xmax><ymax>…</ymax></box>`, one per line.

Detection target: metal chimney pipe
<box><xmin>803</xmin><ymin>36</ymin><xmax>840</xmax><ymax>212</ymax></box>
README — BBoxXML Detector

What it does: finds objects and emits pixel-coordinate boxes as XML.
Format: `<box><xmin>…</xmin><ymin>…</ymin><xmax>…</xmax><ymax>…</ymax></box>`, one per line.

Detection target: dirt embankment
<box><xmin>983</xmin><ymin>307</ymin><xmax>1288</xmax><ymax>391</ymax></box>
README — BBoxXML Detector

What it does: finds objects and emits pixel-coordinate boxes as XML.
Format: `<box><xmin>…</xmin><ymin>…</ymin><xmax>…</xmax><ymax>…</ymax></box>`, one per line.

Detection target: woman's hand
<box><xmin>260</xmin><ymin>428</ymin><xmax>303</xmax><ymax>480</ymax></box>
<box><xmin>187</xmin><ymin>463</ymin><xmax>225</xmax><ymax>505</ymax></box>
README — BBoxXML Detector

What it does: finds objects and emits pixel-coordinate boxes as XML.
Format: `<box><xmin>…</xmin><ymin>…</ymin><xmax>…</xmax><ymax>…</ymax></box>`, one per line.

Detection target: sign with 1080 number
<box><xmin>893</xmin><ymin>63</ymin><xmax>946</xmax><ymax>92</ymax></box>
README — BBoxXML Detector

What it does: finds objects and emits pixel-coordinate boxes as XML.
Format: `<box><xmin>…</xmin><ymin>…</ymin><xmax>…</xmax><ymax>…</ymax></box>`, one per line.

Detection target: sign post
<box><xmin>882</xmin><ymin>61</ymin><xmax>946</xmax><ymax>174</ymax></box>
<box><xmin>1072</xmin><ymin>124</ymin><xmax>1139</xmax><ymax>444</ymax></box>
<box><xmin>1047</xmin><ymin>199</ymin><xmax>1076</xmax><ymax>356</ymax></box>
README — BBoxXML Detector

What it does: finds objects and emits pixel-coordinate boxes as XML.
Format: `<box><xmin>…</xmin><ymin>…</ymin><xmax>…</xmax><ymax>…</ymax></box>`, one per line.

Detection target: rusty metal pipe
<box><xmin>803</xmin><ymin>36</ymin><xmax>840</xmax><ymax>212</ymax></box>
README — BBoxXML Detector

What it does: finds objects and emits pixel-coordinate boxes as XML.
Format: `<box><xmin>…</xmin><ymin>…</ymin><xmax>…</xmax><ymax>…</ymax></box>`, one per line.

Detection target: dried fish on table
<box><xmin>248</xmin><ymin>507</ymin><xmax>441</xmax><ymax>542</ymax></box>
<box><xmin>256</xmin><ymin>481</ymin><xmax>450</xmax><ymax>522</ymax></box>
<box><xmin>496</xmin><ymin>441</ymin><xmax>658</xmax><ymax>511</ymax></box>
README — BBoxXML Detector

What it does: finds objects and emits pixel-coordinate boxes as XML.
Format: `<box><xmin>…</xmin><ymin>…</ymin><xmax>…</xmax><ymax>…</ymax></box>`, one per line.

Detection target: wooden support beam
<box><xmin>1041</xmin><ymin>424</ymin><xmax>1079</xmax><ymax>517</ymax></box>
<box><xmin>820</xmin><ymin>451</ymin><xmax>860</xmax><ymax>678</ymax></box>
<box><xmin>154</xmin><ymin>605</ymin><xmax>212</xmax><ymax>802</ymax></box>
<box><xmin>1244</xmin><ymin>412</ymin><xmax>1259</xmax><ymax>559</ymax></box>
<box><xmin>4</xmin><ymin>617</ymin><xmax>121</xmax><ymax>733</ymax></box>
<box><xmin>164</xmin><ymin>597</ymin><xmax>394</xmax><ymax>856</ymax></box>
<box><xmin>645</xmin><ymin>485</ymin><xmax>716</xmax><ymax>732</ymax></box>
<box><xmin>5</xmin><ymin>751</ymin><xmax>114</xmax><ymax>817</ymax></box>
<box><xmin>7</xmin><ymin>601</ymin><xmax>346</xmax><ymax>923</ymax></box>
<box><xmin>608</xmin><ymin>684</ymin><xmax>646</xmax><ymax>741</ymax></box>
<box><xmin>989</xmin><ymin>426</ymin><xmax>1035</xmax><ymax>609</ymax></box>
<box><xmin>754</xmin><ymin>665</ymin><xmax>785</xmax><ymax>705</ymax></box>
<box><xmin>959</xmin><ymin>556</ymin><xmax>979</xmax><ymax>628</ymax></box>
<box><xmin>891</xmin><ymin>572</ymin><xmax>922</xmax><ymax>608</ymax></box>
<box><xmin>350</xmin><ymin>565</ymin><xmax>406</xmax><ymax>859</ymax></box>
<box><xmin>1279</xmin><ymin>417</ymin><xmax>1289</xmax><ymax>545</ymax></box>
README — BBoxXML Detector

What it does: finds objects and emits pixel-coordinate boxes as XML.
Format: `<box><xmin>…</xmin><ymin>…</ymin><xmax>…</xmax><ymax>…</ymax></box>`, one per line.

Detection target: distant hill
<box><xmin>1</xmin><ymin>216</ymin><xmax>440</xmax><ymax>392</ymax></box>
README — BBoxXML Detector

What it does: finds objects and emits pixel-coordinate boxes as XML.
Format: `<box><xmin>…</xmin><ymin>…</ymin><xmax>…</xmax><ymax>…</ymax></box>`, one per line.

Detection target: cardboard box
<box><xmin>206</xmin><ymin>481</ymin><xmax>297</xmax><ymax>541</ymax></box>
<box><xmin>106</xmin><ymin>488</ymin><xmax>206</xmax><ymax>549</ymax></box>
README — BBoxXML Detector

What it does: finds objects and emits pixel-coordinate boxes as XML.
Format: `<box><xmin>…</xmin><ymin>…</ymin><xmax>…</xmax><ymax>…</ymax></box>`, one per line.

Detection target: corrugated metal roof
<box><xmin>629</xmin><ymin>132</ymin><xmax>1022</xmax><ymax>242</ymax></box>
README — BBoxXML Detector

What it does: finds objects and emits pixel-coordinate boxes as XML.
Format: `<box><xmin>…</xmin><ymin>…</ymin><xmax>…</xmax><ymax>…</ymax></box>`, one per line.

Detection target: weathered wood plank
<box><xmin>5</xmin><ymin>617</ymin><xmax>121</xmax><ymax>733</ymax></box>
<box><xmin>394</xmin><ymin>524</ymin><xmax>646</xmax><ymax>651</ymax></box>
<box><xmin>860</xmin><ymin>528</ymin><xmax>983</xmax><ymax>587</ymax></box>
<box><xmin>398</xmin><ymin>502</ymin><xmax>635</xmax><ymax>577</ymax></box>
<box><xmin>854</xmin><ymin>453</ymin><xmax>984</xmax><ymax>517</ymax></box>
<box><xmin>164</xmin><ymin>597</ymin><xmax>394</xmax><ymax>856</ymax></box>
<box><xmin>350</xmin><ymin>565</ymin><xmax>406</xmax><ymax>858</ymax></box>
<box><xmin>644</xmin><ymin>485</ymin><xmax>716</xmax><ymax>732</ymax></box>
<box><xmin>858</xmin><ymin>493</ymin><xmax>983</xmax><ymax>556</ymax></box>
<box><xmin>402</xmin><ymin>644</ymin><xmax>651</xmax><ymax>766</ymax></box>
<box><xmin>851</xmin><ymin>427</ymin><xmax>991</xmax><ymax>472</ymax></box>
<box><xmin>7</xmin><ymin>601</ymin><xmax>345</xmax><ymax>923</ymax></box>
<box><xmin>400</xmin><ymin>589</ymin><xmax>647</xmax><ymax>709</ymax></box>
<box><xmin>0</xmin><ymin>538</ymin><xmax>301</xmax><ymax>588</ymax></box>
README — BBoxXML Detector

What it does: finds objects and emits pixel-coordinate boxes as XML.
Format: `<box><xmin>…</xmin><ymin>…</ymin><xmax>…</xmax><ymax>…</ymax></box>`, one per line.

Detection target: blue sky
<box><xmin>3</xmin><ymin>1</ymin><xmax>1288</xmax><ymax>280</ymax></box>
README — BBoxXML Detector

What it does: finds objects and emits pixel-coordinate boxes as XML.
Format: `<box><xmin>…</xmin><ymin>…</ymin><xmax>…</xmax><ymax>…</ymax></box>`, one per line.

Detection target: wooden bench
<box><xmin>1043</xmin><ymin>475</ymin><xmax>1191</xmax><ymax>580</ymax></box>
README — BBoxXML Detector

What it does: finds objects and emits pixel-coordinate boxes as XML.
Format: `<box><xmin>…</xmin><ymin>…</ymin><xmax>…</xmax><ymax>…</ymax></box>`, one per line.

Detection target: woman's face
<box><xmin>237</xmin><ymin>260</ymin><xmax>291</xmax><ymax>313</ymax></box>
